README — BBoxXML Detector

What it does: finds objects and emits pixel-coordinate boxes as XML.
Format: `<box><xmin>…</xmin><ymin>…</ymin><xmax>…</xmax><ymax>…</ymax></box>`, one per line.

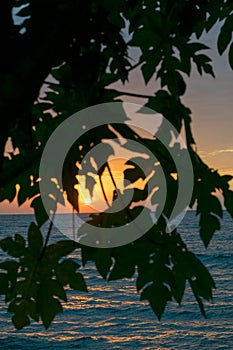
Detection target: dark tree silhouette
<box><xmin>0</xmin><ymin>0</ymin><xmax>232</xmax><ymax>329</ymax></box>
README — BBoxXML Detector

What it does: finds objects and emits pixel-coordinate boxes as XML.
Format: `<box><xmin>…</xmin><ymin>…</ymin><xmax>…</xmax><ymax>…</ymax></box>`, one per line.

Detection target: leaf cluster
<box><xmin>81</xmin><ymin>216</ymin><xmax>216</xmax><ymax>320</ymax></box>
<box><xmin>0</xmin><ymin>0</ymin><xmax>232</xmax><ymax>330</ymax></box>
<box><xmin>0</xmin><ymin>223</ymin><xmax>85</xmax><ymax>329</ymax></box>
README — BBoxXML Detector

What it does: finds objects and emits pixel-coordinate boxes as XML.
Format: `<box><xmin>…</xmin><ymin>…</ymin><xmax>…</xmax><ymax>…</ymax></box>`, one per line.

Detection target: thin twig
<box><xmin>99</xmin><ymin>172</ymin><xmax>110</xmax><ymax>207</ymax></box>
<box><xmin>44</xmin><ymin>79</ymin><xmax>154</xmax><ymax>100</ymax></box>
<box><xmin>106</xmin><ymin>162</ymin><xmax>117</xmax><ymax>188</ymax></box>
<box><xmin>110</xmin><ymin>89</ymin><xmax>154</xmax><ymax>99</ymax></box>
<box><xmin>38</xmin><ymin>210</ymin><xmax>56</xmax><ymax>261</ymax></box>
<box><xmin>106</xmin><ymin>163</ymin><xmax>164</xmax><ymax>246</ymax></box>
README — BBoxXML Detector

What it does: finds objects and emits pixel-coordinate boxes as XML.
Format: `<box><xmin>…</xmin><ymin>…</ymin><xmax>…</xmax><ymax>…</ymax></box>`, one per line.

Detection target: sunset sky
<box><xmin>0</xmin><ymin>25</ymin><xmax>232</xmax><ymax>214</ymax></box>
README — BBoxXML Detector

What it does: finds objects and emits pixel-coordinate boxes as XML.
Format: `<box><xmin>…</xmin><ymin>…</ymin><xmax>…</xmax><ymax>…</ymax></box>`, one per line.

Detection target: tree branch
<box><xmin>38</xmin><ymin>210</ymin><xmax>56</xmax><ymax>261</ymax></box>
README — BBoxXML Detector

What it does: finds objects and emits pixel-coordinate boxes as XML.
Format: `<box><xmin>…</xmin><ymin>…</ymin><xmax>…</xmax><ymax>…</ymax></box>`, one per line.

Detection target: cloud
<box><xmin>202</xmin><ymin>149</ymin><xmax>233</xmax><ymax>157</ymax></box>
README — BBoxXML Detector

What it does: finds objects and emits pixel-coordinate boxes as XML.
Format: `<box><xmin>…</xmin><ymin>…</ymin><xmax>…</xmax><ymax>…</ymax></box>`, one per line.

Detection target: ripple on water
<box><xmin>0</xmin><ymin>212</ymin><xmax>232</xmax><ymax>349</ymax></box>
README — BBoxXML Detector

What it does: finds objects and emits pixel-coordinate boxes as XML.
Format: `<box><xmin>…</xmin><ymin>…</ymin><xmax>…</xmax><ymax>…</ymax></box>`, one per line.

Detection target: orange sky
<box><xmin>0</xmin><ymin>26</ymin><xmax>232</xmax><ymax>215</ymax></box>
<box><xmin>0</xmin><ymin>82</ymin><xmax>232</xmax><ymax>215</ymax></box>
<box><xmin>0</xmin><ymin>159</ymin><xmax>128</xmax><ymax>214</ymax></box>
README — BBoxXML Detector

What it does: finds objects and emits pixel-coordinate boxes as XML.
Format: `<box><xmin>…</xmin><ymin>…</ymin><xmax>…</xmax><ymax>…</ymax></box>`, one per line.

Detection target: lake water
<box><xmin>0</xmin><ymin>212</ymin><xmax>232</xmax><ymax>349</ymax></box>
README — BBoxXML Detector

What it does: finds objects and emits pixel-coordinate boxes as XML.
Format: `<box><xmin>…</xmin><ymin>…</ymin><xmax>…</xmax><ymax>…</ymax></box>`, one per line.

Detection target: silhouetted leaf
<box><xmin>69</xmin><ymin>272</ymin><xmax>87</xmax><ymax>292</ymax></box>
<box><xmin>172</xmin><ymin>264</ymin><xmax>186</xmax><ymax>304</ymax></box>
<box><xmin>200</xmin><ymin>213</ymin><xmax>220</xmax><ymax>247</ymax></box>
<box><xmin>108</xmin><ymin>245</ymin><xmax>136</xmax><ymax>281</ymax></box>
<box><xmin>45</xmin><ymin>241</ymin><xmax>79</xmax><ymax>262</ymax></box>
<box><xmin>140</xmin><ymin>283</ymin><xmax>171</xmax><ymax>320</ymax></box>
<box><xmin>217</xmin><ymin>15</ymin><xmax>233</xmax><ymax>54</ymax></box>
<box><xmin>162</xmin><ymin>70</ymin><xmax>186</xmax><ymax>96</ymax></box>
<box><xmin>38</xmin><ymin>292</ymin><xmax>63</xmax><ymax>329</ymax></box>
<box><xmin>0</xmin><ymin>273</ymin><xmax>8</xmax><ymax>295</ymax></box>
<box><xmin>30</xmin><ymin>196</ymin><xmax>49</xmax><ymax>227</ymax></box>
<box><xmin>187</xmin><ymin>252</ymin><xmax>215</xmax><ymax>300</ymax></box>
<box><xmin>28</xmin><ymin>222</ymin><xmax>43</xmax><ymax>257</ymax></box>
<box><xmin>62</xmin><ymin>162</ymin><xmax>79</xmax><ymax>212</ymax></box>
<box><xmin>189</xmin><ymin>279</ymin><xmax>207</xmax><ymax>318</ymax></box>
<box><xmin>12</xmin><ymin>313</ymin><xmax>30</xmax><ymax>330</ymax></box>
<box><xmin>229</xmin><ymin>42</ymin><xmax>233</xmax><ymax>70</ymax></box>
<box><xmin>202</xmin><ymin>63</ymin><xmax>215</xmax><ymax>77</ymax></box>
<box><xmin>94</xmin><ymin>249</ymin><xmax>113</xmax><ymax>279</ymax></box>
<box><xmin>141</xmin><ymin>50</ymin><xmax>162</xmax><ymax>84</ymax></box>
<box><xmin>55</xmin><ymin>259</ymin><xmax>80</xmax><ymax>282</ymax></box>
<box><xmin>46</xmin><ymin>280</ymin><xmax>67</xmax><ymax>302</ymax></box>
<box><xmin>0</xmin><ymin>236</ymin><xmax>25</xmax><ymax>258</ymax></box>
<box><xmin>0</xmin><ymin>0</ymin><xmax>232</xmax><ymax>331</ymax></box>
<box><xmin>193</xmin><ymin>54</ymin><xmax>213</xmax><ymax>75</ymax></box>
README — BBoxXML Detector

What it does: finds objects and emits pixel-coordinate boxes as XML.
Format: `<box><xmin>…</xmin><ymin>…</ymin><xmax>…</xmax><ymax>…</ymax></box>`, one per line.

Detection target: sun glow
<box><xmin>84</xmin><ymin>197</ymin><xmax>92</xmax><ymax>205</ymax></box>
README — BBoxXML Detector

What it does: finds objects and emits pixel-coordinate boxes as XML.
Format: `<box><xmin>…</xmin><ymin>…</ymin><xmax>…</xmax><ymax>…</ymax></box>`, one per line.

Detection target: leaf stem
<box><xmin>106</xmin><ymin>162</ymin><xmax>117</xmax><ymax>188</ymax></box>
<box><xmin>109</xmin><ymin>89</ymin><xmax>154</xmax><ymax>99</ymax></box>
<box><xmin>99</xmin><ymin>172</ymin><xmax>110</xmax><ymax>207</ymax></box>
<box><xmin>38</xmin><ymin>210</ymin><xmax>56</xmax><ymax>261</ymax></box>
<box><xmin>106</xmin><ymin>162</ymin><xmax>164</xmax><ymax>247</ymax></box>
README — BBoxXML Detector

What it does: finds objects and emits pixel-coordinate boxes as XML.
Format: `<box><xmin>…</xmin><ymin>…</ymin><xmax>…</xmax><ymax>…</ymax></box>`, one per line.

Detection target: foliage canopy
<box><xmin>0</xmin><ymin>0</ymin><xmax>232</xmax><ymax>329</ymax></box>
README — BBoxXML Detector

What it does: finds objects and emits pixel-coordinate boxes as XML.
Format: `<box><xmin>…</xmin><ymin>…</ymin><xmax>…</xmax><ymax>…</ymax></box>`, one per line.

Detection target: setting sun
<box><xmin>84</xmin><ymin>197</ymin><xmax>92</xmax><ymax>205</ymax></box>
